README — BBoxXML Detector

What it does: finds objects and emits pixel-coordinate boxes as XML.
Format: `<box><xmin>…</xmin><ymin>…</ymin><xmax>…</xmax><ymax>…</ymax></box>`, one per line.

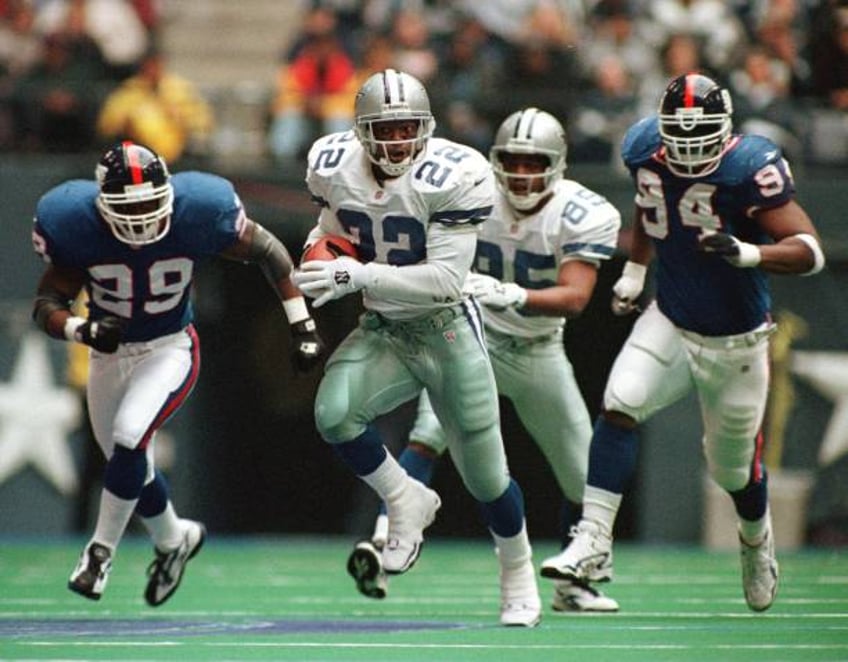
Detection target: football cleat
<box><xmin>740</xmin><ymin>519</ymin><xmax>779</xmax><ymax>612</ymax></box>
<box><xmin>347</xmin><ymin>540</ymin><xmax>388</xmax><ymax>599</ymax></box>
<box><xmin>144</xmin><ymin>520</ymin><xmax>206</xmax><ymax>607</ymax></box>
<box><xmin>540</xmin><ymin>520</ymin><xmax>613</xmax><ymax>583</ymax></box>
<box><xmin>499</xmin><ymin>558</ymin><xmax>542</xmax><ymax>627</ymax></box>
<box><xmin>382</xmin><ymin>478</ymin><xmax>441</xmax><ymax>574</ymax></box>
<box><xmin>68</xmin><ymin>542</ymin><xmax>112</xmax><ymax>600</ymax></box>
<box><xmin>551</xmin><ymin>578</ymin><xmax>620</xmax><ymax>612</ymax></box>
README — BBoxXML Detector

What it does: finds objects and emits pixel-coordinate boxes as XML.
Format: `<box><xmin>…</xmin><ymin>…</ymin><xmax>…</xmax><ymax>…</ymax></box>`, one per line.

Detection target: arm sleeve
<box><xmin>245</xmin><ymin>221</ymin><xmax>296</xmax><ymax>281</ymax></box>
<box><xmin>363</xmin><ymin>223</ymin><xmax>477</xmax><ymax>304</ymax></box>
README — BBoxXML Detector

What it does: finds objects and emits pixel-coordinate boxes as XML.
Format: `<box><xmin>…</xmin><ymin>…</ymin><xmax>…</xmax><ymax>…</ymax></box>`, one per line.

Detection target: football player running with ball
<box><xmin>347</xmin><ymin>108</ymin><xmax>623</xmax><ymax>613</ymax></box>
<box><xmin>293</xmin><ymin>69</ymin><xmax>542</xmax><ymax>627</ymax></box>
<box><xmin>31</xmin><ymin>141</ymin><xmax>324</xmax><ymax>606</ymax></box>
<box><xmin>541</xmin><ymin>73</ymin><xmax>825</xmax><ymax>612</ymax></box>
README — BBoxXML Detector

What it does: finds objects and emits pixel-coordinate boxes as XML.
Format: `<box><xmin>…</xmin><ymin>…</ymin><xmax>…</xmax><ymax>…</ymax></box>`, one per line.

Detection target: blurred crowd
<box><xmin>1</xmin><ymin>0</ymin><xmax>847</xmax><ymax>167</ymax></box>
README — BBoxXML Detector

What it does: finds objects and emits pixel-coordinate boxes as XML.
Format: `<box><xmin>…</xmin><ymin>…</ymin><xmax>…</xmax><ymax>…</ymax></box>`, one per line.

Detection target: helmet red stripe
<box><xmin>122</xmin><ymin>141</ymin><xmax>143</xmax><ymax>184</ymax></box>
<box><xmin>684</xmin><ymin>74</ymin><xmax>696</xmax><ymax>108</ymax></box>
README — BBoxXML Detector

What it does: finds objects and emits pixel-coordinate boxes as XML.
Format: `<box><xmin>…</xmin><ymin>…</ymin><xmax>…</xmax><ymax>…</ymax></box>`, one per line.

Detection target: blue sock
<box><xmin>332</xmin><ymin>425</ymin><xmax>387</xmax><ymax>476</ymax></box>
<box><xmin>730</xmin><ymin>468</ymin><xmax>769</xmax><ymax>521</ymax></box>
<box><xmin>103</xmin><ymin>445</ymin><xmax>147</xmax><ymax>500</ymax></box>
<box><xmin>135</xmin><ymin>471</ymin><xmax>170</xmax><ymax>518</ymax></box>
<box><xmin>479</xmin><ymin>479</ymin><xmax>525</xmax><ymax>538</ymax></box>
<box><xmin>378</xmin><ymin>444</ymin><xmax>438</xmax><ymax>516</ymax></box>
<box><xmin>587</xmin><ymin>416</ymin><xmax>639</xmax><ymax>493</ymax></box>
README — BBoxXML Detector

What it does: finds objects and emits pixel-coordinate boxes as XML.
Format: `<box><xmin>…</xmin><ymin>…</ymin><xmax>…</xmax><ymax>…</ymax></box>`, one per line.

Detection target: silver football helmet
<box><xmin>95</xmin><ymin>141</ymin><xmax>174</xmax><ymax>246</ymax></box>
<box><xmin>490</xmin><ymin>108</ymin><xmax>567</xmax><ymax>211</ymax></box>
<box><xmin>354</xmin><ymin>68</ymin><xmax>435</xmax><ymax>176</ymax></box>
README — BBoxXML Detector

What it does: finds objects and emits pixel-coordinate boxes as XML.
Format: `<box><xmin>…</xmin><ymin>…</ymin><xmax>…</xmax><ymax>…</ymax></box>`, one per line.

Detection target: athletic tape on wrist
<box><xmin>283</xmin><ymin>296</ymin><xmax>311</xmax><ymax>324</ymax></box>
<box><xmin>63</xmin><ymin>316</ymin><xmax>85</xmax><ymax>341</ymax></box>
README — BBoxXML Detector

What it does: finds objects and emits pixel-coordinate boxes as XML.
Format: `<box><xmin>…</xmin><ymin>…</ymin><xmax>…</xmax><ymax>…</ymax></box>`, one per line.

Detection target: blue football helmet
<box><xmin>95</xmin><ymin>141</ymin><xmax>174</xmax><ymax>246</ymax></box>
<box><xmin>658</xmin><ymin>73</ymin><xmax>733</xmax><ymax>177</ymax></box>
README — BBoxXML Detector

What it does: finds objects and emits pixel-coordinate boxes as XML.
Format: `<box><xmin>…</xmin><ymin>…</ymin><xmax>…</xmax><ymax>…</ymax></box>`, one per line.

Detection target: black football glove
<box><xmin>698</xmin><ymin>232</ymin><xmax>761</xmax><ymax>268</ymax></box>
<box><xmin>75</xmin><ymin>316</ymin><xmax>125</xmax><ymax>353</ymax></box>
<box><xmin>290</xmin><ymin>318</ymin><xmax>325</xmax><ymax>372</ymax></box>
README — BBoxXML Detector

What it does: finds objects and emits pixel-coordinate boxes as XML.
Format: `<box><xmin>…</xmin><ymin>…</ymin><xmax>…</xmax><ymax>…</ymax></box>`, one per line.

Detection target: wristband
<box><xmin>514</xmin><ymin>285</ymin><xmax>528</xmax><ymax>309</ymax></box>
<box><xmin>793</xmin><ymin>233</ymin><xmax>825</xmax><ymax>276</ymax></box>
<box><xmin>63</xmin><ymin>316</ymin><xmax>85</xmax><ymax>341</ymax></box>
<box><xmin>736</xmin><ymin>241</ymin><xmax>762</xmax><ymax>268</ymax></box>
<box><xmin>283</xmin><ymin>296</ymin><xmax>310</xmax><ymax>324</ymax></box>
<box><xmin>621</xmin><ymin>261</ymin><xmax>648</xmax><ymax>285</ymax></box>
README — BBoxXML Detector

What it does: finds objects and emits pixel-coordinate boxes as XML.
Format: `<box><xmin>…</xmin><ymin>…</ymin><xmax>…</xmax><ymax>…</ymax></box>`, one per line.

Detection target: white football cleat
<box><xmin>541</xmin><ymin>520</ymin><xmax>613</xmax><ymax>583</ymax></box>
<box><xmin>499</xmin><ymin>558</ymin><xmax>542</xmax><ymax>627</ymax></box>
<box><xmin>551</xmin><ymin>579</ymin><xmax>619</xmax><ymax>612</ymax></box>
<box><xmin>144</xmin><ymin>519</ymin><xmax>206</xmax><ymax>607</ymax></box>
<box><xmin>382</xmin><ymin>478</ymin><xmax>441</xmax><ymax>574</ymax></box>
<box><xmin>68</xmin><ymin>542</ymin><xmax>112</xmax><ymax>600</ymax></box>
<box><xmin>347</xmin><ymin>539</ymin><xmax>388</xmax><ymax>599</ymax></box>
<box><xmin>740</xmin><ymin>518</ymin><xmax>779</xmax><ymax>612</ymax></box>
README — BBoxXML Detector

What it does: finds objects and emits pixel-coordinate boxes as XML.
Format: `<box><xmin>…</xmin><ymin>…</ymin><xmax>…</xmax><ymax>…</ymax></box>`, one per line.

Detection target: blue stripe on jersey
<box><xmin>429</xmin><ymin>205</ymin><xmax>493</xmax><ymax>226</ymax></box>
<box><xmin>562</xmin><ymin>241</ymin><xmax>617</xmax><ymax>257</ymax></box>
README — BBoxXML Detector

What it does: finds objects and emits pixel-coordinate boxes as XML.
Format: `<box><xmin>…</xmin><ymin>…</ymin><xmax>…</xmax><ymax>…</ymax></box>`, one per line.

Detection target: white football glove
<box><xmin>611</xmin><ymin>261</ymin><xmax>647</xmax><ymax>316</ymax></box>
<box><xmin>464</xmin><ymin>272</ymin><xmax>527</xmax><ymax>311</ymax></box>
<box><xmin>293</xmin><ymin>257</ymin><xmax>370</xmax><ymax>308</ymax></box>
<box><xmin>698</xmin><ymin>231</ymin><xmax>761</xmax><ymax>268</ymax></box>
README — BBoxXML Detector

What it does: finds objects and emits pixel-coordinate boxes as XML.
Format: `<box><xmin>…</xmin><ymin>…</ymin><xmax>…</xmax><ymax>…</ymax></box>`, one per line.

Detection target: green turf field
<box><xmin>1</xmin><ymin>536</ymin><xmax>846</xmax><ymax>661</ymax></box>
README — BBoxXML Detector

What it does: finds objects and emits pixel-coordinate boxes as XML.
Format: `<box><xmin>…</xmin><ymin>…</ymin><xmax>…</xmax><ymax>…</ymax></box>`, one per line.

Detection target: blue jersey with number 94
<box><xmin>621</xmin><ymin>116</ymin><xmax>795</xmax><ymax>335</ymax></box>
<box><xmin>32</xmin><ymin>171</ymin><xmax>245</xmax><ymax>342</ymax></box>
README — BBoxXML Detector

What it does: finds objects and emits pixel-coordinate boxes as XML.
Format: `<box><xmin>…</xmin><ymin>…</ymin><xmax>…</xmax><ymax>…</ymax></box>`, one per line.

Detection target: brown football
<box><xmin>301</xmin><ymin>235</ymin><xmax>359</xmax><ymax>263</ymax></box>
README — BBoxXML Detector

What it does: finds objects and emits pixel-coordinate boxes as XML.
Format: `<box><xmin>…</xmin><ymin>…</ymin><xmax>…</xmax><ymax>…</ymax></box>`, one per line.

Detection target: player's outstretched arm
<box><xmin>697</xmin><ymin>200</ymin><xmax>825</xmax><ymax>275</ymax></box>
<box><xmin>222</xmin><ymin>218</ymin><xmax>325</xmax><ymax>371</ymax></box>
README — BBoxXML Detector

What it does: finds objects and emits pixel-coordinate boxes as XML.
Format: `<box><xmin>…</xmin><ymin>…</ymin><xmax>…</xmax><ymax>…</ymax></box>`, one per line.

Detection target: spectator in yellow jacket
<box><xmin>96</xmin><ymin>49</ymin><xmax>213</xmax><ymax>163</ymax></box>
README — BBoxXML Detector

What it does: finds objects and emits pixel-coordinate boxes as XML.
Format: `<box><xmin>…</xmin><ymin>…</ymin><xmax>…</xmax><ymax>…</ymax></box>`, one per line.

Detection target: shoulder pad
<box><xmin>35</xmin><ymin>180</ymin><xmax>98</xmax><ymax>229</ymax></box>
<box><xmin>306</xmin><ymin>131</ymin><xmax>360</xmax><ymax>176</ymax></box>
<box><xmin>621</xmin><ymin>116</ymin><xmax>662</xmax><ymax>169</ymax></box>
<box><xmin>172</xmin><ymin>171</ymin><xmax>237</xmax><ymax>214</ymax></box>
<box><xmin>723</xmin><ymin>134</ymin><xmax>782</xmax><ymax>172</ymax></box>
<box><xmin>412</xmin><ymin>138</ymin><xmax>490</xmax><ymax>191</ymax></box>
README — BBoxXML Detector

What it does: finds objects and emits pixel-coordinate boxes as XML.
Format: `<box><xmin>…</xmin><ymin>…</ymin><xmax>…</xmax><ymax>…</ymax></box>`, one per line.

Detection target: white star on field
<box><xmin>0</xmin><ymin>332</ymin><xmax>80</xmax><ymax>494</ymax></box>
<box><xmin>791</xmin><ymin>351</ymin><xmax>848</xmax><ymax>467</ymax></box>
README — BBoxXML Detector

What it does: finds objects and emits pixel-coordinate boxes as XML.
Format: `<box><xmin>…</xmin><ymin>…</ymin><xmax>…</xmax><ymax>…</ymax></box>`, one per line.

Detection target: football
<box><xmin>301</xmin><ymin>235</ymin><xmax>359</xmax><ymax>263</ymax></box>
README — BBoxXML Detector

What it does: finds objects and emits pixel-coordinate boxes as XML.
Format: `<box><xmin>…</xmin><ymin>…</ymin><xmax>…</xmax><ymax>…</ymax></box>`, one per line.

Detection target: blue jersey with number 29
<box><xmin>33</xmin><ymin>171</ymin><xmax>244</xmax><ymax>342</ymax></box>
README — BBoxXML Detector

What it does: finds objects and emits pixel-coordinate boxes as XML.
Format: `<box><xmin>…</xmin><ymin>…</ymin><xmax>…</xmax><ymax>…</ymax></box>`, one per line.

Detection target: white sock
<box><xmin>492</xmin><ymin>522</ymin><xmax>532</xmax><ymax>568</ymax></box>
<box><xmin>141</xmin><ymin>502</ymin><xmax>185</xmax><ymax>551</ymax></box>
<box><xmin>739</xmin><ymin>507</ymin><xmax>771</xmax><ymax>546</ymax></box>
<box><xmin>91</xmin><ymin>489</ymin><xmax>138</xmax><ymax>552</ymax></box>
<box><xmin>360</xmin><ymin>452</ymin><xmax>407</xmax><ymax>502</ymax></box>
<box><xmin>583</xmin><ymin>485</ymin><xmax>622</xmax><ymax>536</ymax></box>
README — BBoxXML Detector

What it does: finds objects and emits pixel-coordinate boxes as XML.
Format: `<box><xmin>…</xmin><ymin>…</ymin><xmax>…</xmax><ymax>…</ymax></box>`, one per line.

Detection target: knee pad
<box><xmin>604</xmin><ymin>370</ymin><xmax>649</xmax><ymax>418</ymax></box>
<box><xmin>453</xmin><ymin>424</ymin><xmax>510</xmax><ymax>502</ymax></box>
<box><xmin>314</xmin><ymin>378</ymin><xmax>362</xmax><ymax>443</ymax></box>
<box><xmin>135</xmin><ymin>471</ymin><xmax>169</xmax><ymax>518</ymax></box>
<box><xmin>104</xmin><ymin>445</ymin><xmax>147</xmax><ymax>500</ymax></box>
